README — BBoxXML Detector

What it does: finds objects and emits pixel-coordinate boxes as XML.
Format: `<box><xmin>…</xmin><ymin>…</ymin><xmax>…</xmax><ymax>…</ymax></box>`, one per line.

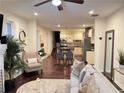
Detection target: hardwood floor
<box><xmin>6</xmin><ymin>53</ymin><xmax>72</xmax><ymax>93</ymax></box>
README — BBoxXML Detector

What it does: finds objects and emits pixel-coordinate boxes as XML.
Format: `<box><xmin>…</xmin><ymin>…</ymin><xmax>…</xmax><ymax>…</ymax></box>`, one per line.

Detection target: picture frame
<box><xmin>19</xmin><ymin>30</ymin><xmax>26</xmax><ymax>43</ymax></box>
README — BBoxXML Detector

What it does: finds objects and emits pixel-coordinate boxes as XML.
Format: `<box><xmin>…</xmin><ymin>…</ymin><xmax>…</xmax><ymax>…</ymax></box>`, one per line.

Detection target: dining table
<box><xmin>60</xmin><ymin>46</ymin><xmax>74</xmax><ymax>52</ymax></box>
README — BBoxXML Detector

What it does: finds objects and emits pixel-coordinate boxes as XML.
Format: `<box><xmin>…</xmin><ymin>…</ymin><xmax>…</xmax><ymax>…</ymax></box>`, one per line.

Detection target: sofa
<box><xmin>70</xmin><ymin>59</ymin><xmax>120</xmax><ymax>93</ymax></box>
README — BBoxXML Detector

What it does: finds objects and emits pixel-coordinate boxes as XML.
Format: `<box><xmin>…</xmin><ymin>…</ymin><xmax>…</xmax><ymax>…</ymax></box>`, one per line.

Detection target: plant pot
<box><xmin>5</xmin><ymin>79</ymin><xmax>15</xmax><ymax>92</ymax></box>
<box><xmin>119</xmin><ymin>65</ymin><xmax>124</xmax><ymax>69</ymax></box>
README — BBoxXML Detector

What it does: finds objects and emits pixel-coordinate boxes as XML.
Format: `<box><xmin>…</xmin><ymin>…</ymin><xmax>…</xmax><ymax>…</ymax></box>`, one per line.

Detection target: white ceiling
<box><xmin>0</xmin><ymin>0</ymin><xmax>124</xmax><ymax>30</ymax></box>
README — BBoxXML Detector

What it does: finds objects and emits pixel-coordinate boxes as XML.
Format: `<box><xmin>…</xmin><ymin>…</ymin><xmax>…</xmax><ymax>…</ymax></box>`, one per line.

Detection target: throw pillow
<box><xmin>78</xmin><ymin>68</ymin><xmax>86</xmax><ymax>83</ymax></box>
<box><xmin>27</xmin><ymin>58</ymin><xmax>37</xmax><ymax>64</ymax></box>
<box><xmin>82</xmin><ymin>64</ymin><xmax>95</xmax><ymax>84</ymax></box>
<box><xmin>79</xmin><ymin>65</ymin><xmax>97</xmax><ymax>93</ymax></box>
<box><xmin>85</xmin><ymin>64</ymin><xmax>95</xmax><ymax>74</ymax></box>
<box><xmin>71</xmin><ymin>59</ymin><xmax>85</xmax><ymax>77</ymax></box>
<box><xmin>71</xmin><ymin>59</ymin><xmax>81</xmax><ymax>71</ymax></box>
<box><xmin>87</xmin><ymin>74</ymin><xmax>96</xmax><ymax>93</ymax></box>
<box><xmin>79</xmin><ymin>74</ymin><xmax>91</xmax><ymax>93</ymax></box>
<box><xmin>79</xmin><ymin>84</ymin><xmax>88</xmax><ymax>93</ymax></box>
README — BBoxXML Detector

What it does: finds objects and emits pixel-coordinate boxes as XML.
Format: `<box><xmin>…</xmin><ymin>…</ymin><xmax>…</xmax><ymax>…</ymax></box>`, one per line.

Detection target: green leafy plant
<box><xmin>118</xmin><ymin>51</ymin><xmax>124</xmax><ymax>65</ymax></box>
<box><xmin>38</xmin><ymin>48</ymin><xmax>46</xmax><ymax>57</ymax></box>
<box><xmin>4</xmin><ymin>36</ymin><xmax>25</xmax><ymax>80</ymax></box>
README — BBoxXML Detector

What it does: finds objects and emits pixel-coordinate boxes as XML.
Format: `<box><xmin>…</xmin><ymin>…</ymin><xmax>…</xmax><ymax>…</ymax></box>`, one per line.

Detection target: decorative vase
<box><xmin>119</xmin><ymin>65</ymin><xmax>124</xmax><ymax>69</ymax></box>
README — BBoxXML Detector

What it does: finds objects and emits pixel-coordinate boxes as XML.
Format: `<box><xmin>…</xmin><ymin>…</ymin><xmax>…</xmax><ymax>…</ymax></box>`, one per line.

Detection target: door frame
<box><xmin>104</xmin><ymin>30</ymin><xmax>115</xmax><ymax>81</ymax></box>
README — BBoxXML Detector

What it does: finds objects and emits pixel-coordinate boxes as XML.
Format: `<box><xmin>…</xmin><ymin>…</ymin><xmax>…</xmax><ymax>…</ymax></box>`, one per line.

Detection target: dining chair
<box><xmin>54</xmin><ymin>43</ymin><xmax>60</xmax><ymax>58</ymax></box>
<box><xmin>66</xmin><ymin>50</ymin><xmax>74</xmax><ymax>65</ymax></box>
<box><xmin>56</xmin><ymin>50</ymin><xmax>65</xmax><ymax>64</ymax></box>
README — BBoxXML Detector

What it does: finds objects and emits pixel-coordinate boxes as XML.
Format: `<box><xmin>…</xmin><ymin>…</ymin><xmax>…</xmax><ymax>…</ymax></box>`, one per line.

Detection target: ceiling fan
<box><xmin>34</xmin><ymin>0</ymin><xmax>84</xmax><ymax>11</ymax></box>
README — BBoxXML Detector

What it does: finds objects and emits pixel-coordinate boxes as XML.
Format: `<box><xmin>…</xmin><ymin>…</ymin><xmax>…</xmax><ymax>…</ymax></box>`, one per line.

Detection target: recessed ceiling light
<box><xmin>89</xmin><ymin>10</ymin><xmax>94</xmax><ymax>15</ymax></box>
<box><xmin>58</xmin><ymin>25</ymin><xmax>61</xmax><ymax>27</ymax></box>
<box><xmin>34</xmin><ymin>12</ymin><xmax>38</xmax><ymax>16</ymax></box>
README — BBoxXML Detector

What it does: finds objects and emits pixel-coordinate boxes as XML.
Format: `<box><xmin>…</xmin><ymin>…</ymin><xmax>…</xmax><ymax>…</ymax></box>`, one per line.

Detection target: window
<box><xmin>7</xmin><ymin>22</ymin><xmax>12</xmax><ymax>36</ymax></box>
<box><xmin>3</xmin><ymin>21</ymin><xmax>14</xmax><ymax>36</ymax></box>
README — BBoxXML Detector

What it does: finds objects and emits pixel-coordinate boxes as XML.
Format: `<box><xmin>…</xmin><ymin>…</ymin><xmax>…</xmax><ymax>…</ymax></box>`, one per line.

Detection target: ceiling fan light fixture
<box><xmin>52</xmin><ymin>0</ymin><xmax>62</xmax><ymax>6</ymax></box>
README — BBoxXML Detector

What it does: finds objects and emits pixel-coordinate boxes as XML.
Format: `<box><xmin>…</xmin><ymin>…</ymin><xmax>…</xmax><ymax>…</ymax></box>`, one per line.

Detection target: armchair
<box><xmin>22</xmin><ymin>52</ymin><xmax>42</xmax><ymax>74</ymax></box>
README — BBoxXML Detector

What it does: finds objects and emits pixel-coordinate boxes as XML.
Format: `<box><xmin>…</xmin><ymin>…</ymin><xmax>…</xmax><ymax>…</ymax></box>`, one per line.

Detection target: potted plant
<box><xmin>38</xmin><ymin>43</ymin><xmax>46</xmax><ymax>57</ymax></box>
<box><xmin>118</xmin><ymin>51</ymin><xmax>124</xmax><ymax>69</ymax></box>
<box><xmin>4</xmin><ymin>36</ymin><xmax>25</xmax><ymax>92</ymax></box>
<box><xmin>38</xmin><ymin>48</ymin><xmax>46</xmax><ymax>57</ymax></box>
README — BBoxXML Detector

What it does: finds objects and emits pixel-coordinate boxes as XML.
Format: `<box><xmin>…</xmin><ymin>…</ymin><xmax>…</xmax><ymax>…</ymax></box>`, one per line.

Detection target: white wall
<box><xmin>0</xmin><ymin>9</ymin><xmax>53</xmax><ymax>54</ymax></box>
<box><xmin>106</xmin><ymin>7</ymin><xmax>124</xmax><ymax>68</ymax></box>
<box><xmin>25</xmin><ymin>20</ymin><xmax>37</xmax><ymax>52</ymax></box>
<box><xmin>94</xmin><ymin>18</ymin><xmax>107</xmax><ymax>71</ymax></box>
<box><xmin>0</xmin><ymin>9</ymin><xmax>53</xmax><ymax>79</ymax></box>
<box><xmin>0</xmin><ymin>9</ymin><xmax>28</xmax><ymax>79</ymax></box>
<box><xmin>0</xmin><ymin>10</ymin><xmax>37</xmax><ymax>53</ymax></box>
<box><xmin>37</xmin><ymin>26</ymin><xmax>53</xmax><ymax>55</ymax></box>
<box><xmin>0</xmin><ymin>9</ymin><xmax>28</xmax><ymax>39</ymax></box>
<box><xmin>95</xmin><ymin>6</ymin><xmax>124</xmax><ymax>71</ymax></box>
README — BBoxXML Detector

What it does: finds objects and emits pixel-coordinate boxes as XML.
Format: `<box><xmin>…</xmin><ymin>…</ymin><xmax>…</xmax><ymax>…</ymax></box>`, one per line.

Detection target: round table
<box><xmin>16</xmin><ymin>79</ymin><xmax>70</xmax><ymax>93</ymax></box>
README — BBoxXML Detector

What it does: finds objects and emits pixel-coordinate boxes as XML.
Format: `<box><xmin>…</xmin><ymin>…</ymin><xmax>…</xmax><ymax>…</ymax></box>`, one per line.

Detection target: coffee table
<box><xmin>16</xmin><ymin>79</ymin><xmax>70</xmax><ymax>93</ymax></box>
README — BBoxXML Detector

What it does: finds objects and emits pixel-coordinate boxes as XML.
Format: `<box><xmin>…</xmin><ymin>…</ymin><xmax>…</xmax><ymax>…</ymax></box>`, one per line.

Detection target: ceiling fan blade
<box><xmin>34</xmin><ymin>0</ymin><xmax>52</xmax><ymax>6</ymax></box>
<box><xmin>57</xmin><ymin>4</ymin><xmax>63</xmax><ymax>11</ymax></box>
<box><xmin>64</xmin><ymin>0</ymin><xmax>84</xmax><ymax>4</ymax></box>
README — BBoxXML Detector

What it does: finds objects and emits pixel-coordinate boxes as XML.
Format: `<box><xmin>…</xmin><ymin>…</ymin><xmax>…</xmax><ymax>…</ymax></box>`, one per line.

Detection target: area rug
<box><xmin>16</xmin><ymin>79</ymin><xmax>70</xmax><ymax>93</ymax></box>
